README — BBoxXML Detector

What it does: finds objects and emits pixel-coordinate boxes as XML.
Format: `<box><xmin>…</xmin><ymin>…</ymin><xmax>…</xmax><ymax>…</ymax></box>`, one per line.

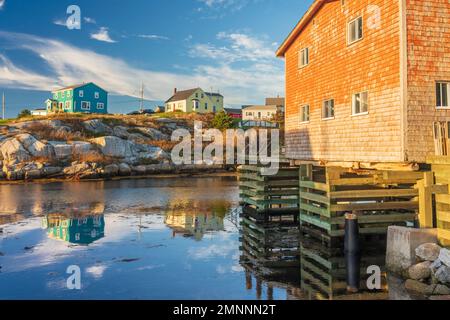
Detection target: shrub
<box><xmin>211</xmin><ymin>111</ymin><xmax>234</xmax><ymax>130</ymax></box>
<box><xmin>18</xmin><ymin>109</ymin><xmax>31</xmax><ymax>119</ymax></box>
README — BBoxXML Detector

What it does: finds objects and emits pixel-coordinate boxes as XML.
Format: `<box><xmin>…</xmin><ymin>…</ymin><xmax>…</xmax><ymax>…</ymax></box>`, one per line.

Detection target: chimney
<box><xmin>173</xmin><ymin>88</ymin><xmax>177</xmax><ymax>95</ymax></box>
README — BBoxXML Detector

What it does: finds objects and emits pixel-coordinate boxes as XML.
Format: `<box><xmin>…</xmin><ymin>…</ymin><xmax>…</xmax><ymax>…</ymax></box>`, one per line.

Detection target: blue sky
<box><xmin>0</xmin><ymin>0</ymin><xmax>313</xmax><ymax>116</ymax></box>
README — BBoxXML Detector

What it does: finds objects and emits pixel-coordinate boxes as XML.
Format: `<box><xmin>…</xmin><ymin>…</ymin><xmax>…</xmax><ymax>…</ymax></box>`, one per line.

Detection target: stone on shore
<box><xmin>439</xmin><ymin>248</ymin><xmax>450</xmax><ymax>267</ymax></box>
<box><xmin>433</xmin><ymin>284</ymin><xmax>450</xmax><ymax>295</ymax></box>
<box><xmin>416</xmin><ymin>243</ymin><xmax>442</xmax><ymax>262</ymax></box>
<box><xmin>404</xmin><ymin>279</ymin><xmax>436</xmax><ymax>295</ymax></box>
<box><xmin>82</xmin><ymin>119</ymin><xmax>113</xmax><ymax>135</ymax></box>
<box><xmin>434</xmin><ymin>266</ymin><xmax>450</xmax><ymax>284</ymax></box>
<box><xmin>408</xmin><ymin>261</ymin><xmax>432</xmax><ymax>280</ymax></box>
<box><xmin>91</xmin><ymin>136</ymin><xmax>138</xmax><ymax>159</ymax></box>
<box><xmin>63</xmin><ymin>163</ymin><xmax>90</xmax><ymax>176</ymax></box>
<box><xmin>132</xmin><ymin>165</ymin><xmax>146</xmax><ymax>175</ymax></box>
<box><xmin>118</xmin><ymin>163</ymin><xmax>132</xmax><ymax>176</ymax></box>
<box><xmin>49</xmin><ymin>141</ymin><xmax>73</xmax><ymax>160</ymax></box>
<box><xmin>103</xmin><ymin>164</ymin><xmax>119</xmax><ymax>177</ymax></box>
<box><xmin>0</xmin><ymin>138</ymin><xmax>30</xmax><ymax>162</ymax></box>
<box><xmin>16</xmin><ymin>134</ymin><xmax>54</xmax><ymax>159</ymax></box>
<box><xmin>43</xmin><ymin>167</ymin><xmax>62</xmax><ymax>176</ymax></box>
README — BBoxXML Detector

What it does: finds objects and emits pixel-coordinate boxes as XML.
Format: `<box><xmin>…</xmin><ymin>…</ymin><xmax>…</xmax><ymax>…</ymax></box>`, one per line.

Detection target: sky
<box><xmin>0</xmin><ymin>0</ymin><xmax>313</xmax><ymax>116</ymax></box>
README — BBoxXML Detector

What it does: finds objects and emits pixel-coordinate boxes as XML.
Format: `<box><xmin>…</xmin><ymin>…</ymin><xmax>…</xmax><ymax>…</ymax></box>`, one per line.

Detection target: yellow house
<box><xmin>165</xmin><ymin>88</ymin><xmax>224</xmax><ymax>113</ymax></box>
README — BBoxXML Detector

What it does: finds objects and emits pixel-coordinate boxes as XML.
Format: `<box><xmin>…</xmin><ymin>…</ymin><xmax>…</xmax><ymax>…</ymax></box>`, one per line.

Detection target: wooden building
<box><xmin>276</xmin><ymin>0</ymin><xmax>450</xmax><ymax>165</ymax></box>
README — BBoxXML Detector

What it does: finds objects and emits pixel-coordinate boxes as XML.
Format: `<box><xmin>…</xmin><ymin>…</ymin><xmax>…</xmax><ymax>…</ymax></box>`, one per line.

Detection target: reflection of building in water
<box><xmin>300</xmin><ymin>237</ymin><xmax>388</xmax><ymax>300</ymax></box>
<box><xmin>164</xmin><ymin>200</ymin><xmax>228</xmax><ymax>241</ymax></box>
<box><xmin>43</xmin><ymin>214</ymin><xmax>105</xmax><ymax>245</ymax></box>
<box><xmin>239</xmin><ymin>210</ymin><xmax>302</xmax><ymax>300</ymax></box>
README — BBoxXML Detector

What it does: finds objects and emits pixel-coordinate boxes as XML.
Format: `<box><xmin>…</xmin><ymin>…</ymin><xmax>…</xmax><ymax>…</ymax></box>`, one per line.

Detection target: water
<box><xmin>0</xmin><ymin>177</ymin><xmax>301</xmax><ymax>300</ymax></box>
<box><xmin>0</xmin><ymin>177</ymin><xmax>398</xmax><ymax>300</ymax></box>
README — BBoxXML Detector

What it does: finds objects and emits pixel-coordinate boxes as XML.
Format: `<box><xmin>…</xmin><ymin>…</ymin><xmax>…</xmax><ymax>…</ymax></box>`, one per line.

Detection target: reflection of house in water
<box><xmin>43</xmin><ymin>215</ymin><xmax>105</xmax><ymax>245</ymax></box>
<box><xmin>164</xmin><ymin>200</ymin><xmax>228</xmax><ymax>241</ymax></box>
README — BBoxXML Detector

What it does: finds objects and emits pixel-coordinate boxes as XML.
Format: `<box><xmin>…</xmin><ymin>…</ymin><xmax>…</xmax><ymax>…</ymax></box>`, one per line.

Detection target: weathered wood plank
<box><xmin>330</xmin><ymin>189</ymin><xmax>418</xmax><ymax>199</ymax></box>
<box><xmin>300</xmin><ymin>180</ymin><xmax>328</xmax><ymax>192</ymax></box>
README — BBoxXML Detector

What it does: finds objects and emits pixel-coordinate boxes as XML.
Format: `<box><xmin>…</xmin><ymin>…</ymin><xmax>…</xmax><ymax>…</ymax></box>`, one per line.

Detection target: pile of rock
<box><xmin>405</xmin><ymin>243</ymin><xmax>450</xmax><ymax>298</ymax></box>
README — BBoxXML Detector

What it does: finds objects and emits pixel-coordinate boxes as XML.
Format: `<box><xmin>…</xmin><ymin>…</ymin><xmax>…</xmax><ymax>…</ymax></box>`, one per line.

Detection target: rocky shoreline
<box><xmin>0</xmin><ymin>115</ymin><xmax>231</xmax><ymax>182</ymax></box>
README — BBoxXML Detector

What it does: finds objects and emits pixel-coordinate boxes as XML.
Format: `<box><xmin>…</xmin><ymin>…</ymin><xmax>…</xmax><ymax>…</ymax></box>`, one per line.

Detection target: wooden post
<box><xmin>418</xmin><ymin>172</ymin><xmax>434</xmax><ymax>228</ymax></box>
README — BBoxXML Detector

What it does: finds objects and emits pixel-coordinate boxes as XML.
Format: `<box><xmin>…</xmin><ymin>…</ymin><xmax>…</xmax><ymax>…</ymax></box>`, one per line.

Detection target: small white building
<box><xmin>242</xmin><ymin>105</ymin><xmax>282</xmax><ymax>121</ymax></box>
<box><xmin>31</xmin><ymin>109</ymin><xmax>48</xmax><ymax>116</ymax></box>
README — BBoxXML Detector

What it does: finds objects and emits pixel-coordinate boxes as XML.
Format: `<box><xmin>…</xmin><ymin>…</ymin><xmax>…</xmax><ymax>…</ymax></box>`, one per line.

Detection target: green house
<box><xmin>47</xmin><ymin>82</ymin><xmax>108</xmax><ymax>114</ymax></box>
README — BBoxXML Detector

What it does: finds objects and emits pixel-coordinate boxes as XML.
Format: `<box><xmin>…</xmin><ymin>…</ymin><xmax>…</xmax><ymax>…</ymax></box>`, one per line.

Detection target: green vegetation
<box><xmin>211</xmin><ymin>111</ymin><xmax>234</xmax><ymax>130</ymax></box>
<box><xmin>18</xmin><ymin>109</ymin><xmax>32</xmax><ymax>119</ymax></box>
<box><xmin>0</xmin><ymin>119</ymin><xmax>13</xmax><ymax>125</ymax></box>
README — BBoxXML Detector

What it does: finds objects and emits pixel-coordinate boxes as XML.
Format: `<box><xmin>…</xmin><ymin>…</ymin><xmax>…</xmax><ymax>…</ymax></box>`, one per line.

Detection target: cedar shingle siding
<box><xmin>279</xmin><ymin>0</ymin><xmax>450</xmax><ymax>164</ymax></box>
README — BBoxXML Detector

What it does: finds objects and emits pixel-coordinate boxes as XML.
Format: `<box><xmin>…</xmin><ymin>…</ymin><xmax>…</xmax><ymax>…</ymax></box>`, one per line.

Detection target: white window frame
<box><xmin>97</xmin><ymin>102</ymin><xmax>104</xmax><ymax>110</ymax></box>
<box><xmin>322</xmin><ymin>99</ymin><xmax>335</xmax><ymax>120</ymax></box>
<box><xmin>79</xmin><ymin>90</ymin><xmax>84</xmax><ymax>98</ymax></box>
<box><xmin>66</xmin><ymin>91</ymin><xmax>71</xmax><ymax>98</ymax></box>
<box><xmin>62</xmin><ymin>91</ymin><xmax>65</xmax><ymax>98</ymax></box>
<box><xmin>300</xmin><ymin>105</ymin><xmax>310</xmax><ymax>123</ymax></box>
<box><xmin>348</xmin><ymin>16</ymin><xmax>363</xmax><ymax>45</ymax></box>
<box><xmin>95</xmin><ymin>92</ymin><xmax>100</xmax><ymax>99</ymax></box>
<box><xmin>352</xmin><ymin>91</ymin><xmax>369</xmax><ymax>116</ymax></box>
<box><xmin>81</xmin><ymin>101</ymin><xmax>91</xmax><ymax>110</ymax></box>
<box><xmin>299</xmin><ymin>48</ymin><xmax>309</xmax><ymax>68</ymax></box>
<box><xmin>436</xmin><ymin>82</ymin><xmax>450</xmax><ymax>109</ymax></box>
<box><xmin>64</xmin><ymin>101</ymin><xmax>71</xmax><ymax>110</ymax></box>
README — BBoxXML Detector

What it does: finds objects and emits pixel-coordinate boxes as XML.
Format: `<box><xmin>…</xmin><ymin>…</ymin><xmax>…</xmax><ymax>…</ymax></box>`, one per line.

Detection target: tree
<box><xmin>211</xmin><ymin>111</ymin><xmax>234</xmax><ymax>130</ymax></box>
<box><xmin>18</xmin><ymin>109</ymin><xmax>31</xmax><ymax>118</ymax></box>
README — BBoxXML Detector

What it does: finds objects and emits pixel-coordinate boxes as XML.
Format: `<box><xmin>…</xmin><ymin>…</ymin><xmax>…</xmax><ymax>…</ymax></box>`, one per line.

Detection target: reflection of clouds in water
<box><xmin>86</xmin><ymin>264</ymin><xmax>108</xmax><ymax>279</ymax></box>
<box><xmin>136</xmin><ymin>264</ymin><xmax>165</xmax><ymax>271</ymax></box>
<box><xmin>216</xmin><ymin>264</ymin><xmax>244</xmax><ymax>275</ymax></box>
<box><xmin>188</xmin><ymin>241</ymin><xmax>238</xmax><ymax>260</ymax></box>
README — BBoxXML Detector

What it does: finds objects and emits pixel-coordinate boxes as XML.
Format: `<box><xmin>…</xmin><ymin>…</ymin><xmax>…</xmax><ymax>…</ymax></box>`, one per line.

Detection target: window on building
<box><xmin>79</xmin><ymin>90</ymin><xmax>84</xmax><ymax>98</ymax></box>
<box><xmin>299</xmin><ymin>48</ymin><xmax>309</xmax><ymax>68</ymax></box>
<box><xmin>348</xmin><ymin>17</ymin><xmax>363</xmax><ymax>44</ymax></box>
<box><xmin>53</xmin><ymin>93</ymin><xmax>58</xmax><ymax>99</ymax></box>
<box><xmin>322</xmin><ymin>99</ymin><xmax>335</xmax><ymax>119</ymax></box>
<box><xmin>95</xmin><ymin>92</ymin><xmax>99</xmax><ymax>99</ymax></box>
<box><xmin>62</xmin><ymin>91</ymin><xmax>65</xmax><ymax>98</ymax></box>
<box><xmin>205</xmin><ymin>103</ymin><xmax>208</xmax><ymax>110</ymax></box>
<box><xmin>213</xmin><ymin>106</ymin><xmax>217</xmax><ymax>112</ymax></box>
<box><xmin>65</xmin><ymin>101</ymin><xmax>71</xmax><ymax>110</ymax></box>
<box><xmin>66</xmin><ymin>91</ymin><xmax>71</xmax><ymax>98</ymax></box>
<box><xmin>81</xmin><ymin>101</ymin><xmax>90</xmax><ymax>110</ymax></box>
<box><xmin>301</xmin><ymin>105</ymin><xmax>310</xmax><ymax>122</ymax></box>
<box><xmin>201</xmin><ymin>94</ymin><xmax>204</xmax><ymax>99</ymax></box>
<box><xmin>97</xmin><ymin>103</ymin><xmax>104</xmax><ymax>109</ymax></box>
<box><xmin>436</xmin><ymin>82</ymin><xmax>449</xmax><ymax>108</ymax></box>
<box><xmin>352</xmin><ymin>91</ymin><xmax>369</xmax><ymax>115</ymax></box>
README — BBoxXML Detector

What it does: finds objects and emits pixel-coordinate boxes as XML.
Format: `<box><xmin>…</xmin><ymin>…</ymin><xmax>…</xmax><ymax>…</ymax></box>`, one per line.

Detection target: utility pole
<box><xmin>140</xmin><ymin>82</ymin><xmax>144</xmax><ymax>113</ymax></box>
<box><xmin>2</xmin><ymin>92</ymin><xmax>5</xmax><ymax>120</ymax></box>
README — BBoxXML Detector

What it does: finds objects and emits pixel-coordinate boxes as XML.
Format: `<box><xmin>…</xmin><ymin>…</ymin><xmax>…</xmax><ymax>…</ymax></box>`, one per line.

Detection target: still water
<box><xmin>0</xmin><ymin>177</ymin><xmax>393</xmax><ymax>300</ymax></box>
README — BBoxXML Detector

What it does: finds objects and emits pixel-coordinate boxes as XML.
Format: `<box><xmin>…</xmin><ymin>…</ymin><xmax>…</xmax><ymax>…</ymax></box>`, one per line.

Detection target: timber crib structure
<box><xmin>299</xmin><ymin>164</ymin><xmax>422</xmax><ymax>249</ymax></box>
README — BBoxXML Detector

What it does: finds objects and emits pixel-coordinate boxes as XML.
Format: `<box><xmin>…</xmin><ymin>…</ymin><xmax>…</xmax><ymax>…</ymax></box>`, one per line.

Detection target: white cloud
<box><xmin>0</xmin><ymin>31</ymin><xmax>284</xmax><ymax>104</ymax></box>
<box><xmin>138</xmin><ymin>34</ymin><xmax>169</xmax><ymax>41</ymax></box>
<box><xmin>198</xmin><ymin>0</ymin><xmax>256</xmax><ymax>12</ymax></box>
<box><xmin>84</xmin><ymin>17</ymin><xmax>96</xmax><ymax>24</ymax></box>
<box><xmin>0</xmin><ymin>0</ymin><xmax>5</xmax><ymax>10</ymax></box>
<box><xmin>86</xmin><ymin>264</ymin><xmax>108</xmax><ymax>279</ymax></box>
<box><xmin>90</xmin><ymin>27</ymin><xmax>116</xmax><ymax>43</ymax></box>
<box><xmin>190</xmin><ymin>32</ymin><xmax>277</xmax><ymax>63</ymax></box>
<box><xmin>53</xmin><ymin>19</ymin><xmax>67</xmax><ymax>27</ymax></box>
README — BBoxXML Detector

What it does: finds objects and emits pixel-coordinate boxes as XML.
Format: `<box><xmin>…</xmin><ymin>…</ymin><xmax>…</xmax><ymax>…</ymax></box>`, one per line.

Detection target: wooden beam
<box><xmin>418</xmin><ymin>172</ymin><xmax>434</xmax><ymax>228</ymax></box>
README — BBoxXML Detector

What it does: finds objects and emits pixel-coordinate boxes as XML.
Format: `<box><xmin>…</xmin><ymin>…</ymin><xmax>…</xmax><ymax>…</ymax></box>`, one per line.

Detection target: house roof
<box><xmin>242</xmin><ymin>105</ymin><xmax>280</xmax><ymax>111</ymax></box>
<box><xmin>276</xmin><ymin>0</ymin><xmax>327</xmax><ymax>57</ymax></box>
<box><xmin>52</xmin><ymin>82</ymin><xmax>107</xmax><ymax>92</ymax></box>
<box><xmin>165</xmin><ymin>88</ymin><xmax>200</xmax><ymax>103</ymax></box>
<box><xmin>224</xmin><ymin>108</ymin><xmax>242</xmax><ymax>114</ymax></box>
<box><xmin>165</xmin><ymin>88</ymin><xmax>223</xmax><ymax>103</ymax></box>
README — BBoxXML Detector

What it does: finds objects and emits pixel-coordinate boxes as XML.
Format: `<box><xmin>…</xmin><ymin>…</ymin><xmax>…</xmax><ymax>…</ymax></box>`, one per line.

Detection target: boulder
<box><xmin>82</xmin><ymin>119</ymin><xmax>113</xmax><ymax>135</ymax></box>
<box><xmin>431</xmin><ymin>259</ymin><xmax>443</xmax><ymax>273</ymax></box>
<box><xmin>103</xmin><ymin>164</ymin><xmax>119</xmax><ymax>177</ymax></box>
<box><xmin>139</xmin><ymin>146</ymin><xmax>168</xmax><ymax>161</ymax></box>
<box><xmin>404</xmin><ymin>279</ymin><xmax>436</xmax><ymax>295</ymax></box>
<box><xmin>25</xmin><ymin>169</ymin><xmax>42</xmax><ymax>180</ymax></box>
<box><xmin>434</xmin><ymin>265</ymin><xmax>450</xmax><ymax>284</ymax></box>
<box><xmin>386</xmin><ymin>227</ymin><xmax>438</xmax><ymax>275</ymax></box>
<box><xmin>43</xmin><ymin>166</ymin><xmax>62</xmax><ymax>176</ymax></box>
<box><xmin>134</xmin><ymin>127</ymin><xmax>169</xmax><ymax>141</ymax></box>
<box><xmin>49</xmin><ymin>141</ymin><xmax>73</xmax><ymax>160</ymax></box>
<box><xmin>416</xmin><ymin>243</ymin><xmax>442</xmax><ymax>262</ymax></box>
<box><xmin>439</xmin><ymin>248</ymin><xmax>450</xmax><ymax>267</ymax></box>
<box><xmin>71</xmin><ymin>141</ymin><xmax>93</xmax><ymax>155</ymax></box>
<box><xmin>118</xmin><ymin>163</ymin><xmax>132</xmax><ymax>176</ymax></box>
<box><xmin>430</xmin><ymin>295</ymin><xmax>450</xmax><ymax>300</ymax></box>
<box><xmin>0</xmin><ymin>138</ymin><xmax>30</xmax><ymax>162</ymax></box>
<box><xmin>113</xmin><ymin>126</ymin><xmax>131</xmax><ymax>139</ymax></box>
<box><xmin>91</xmin><ymin>136</ymin><xmax>139</xmax><ymax>159</ymax></box>
<box><xmin>63</xmin><ymin>163</ymin><xmax>90</xmax><ymax>176</ymax></box>
<box><xmin>132</xmin><ymin>165</ymin><xmax>146</xmax><ymax>175</ymax></box>
<box><xmin>16</xmin><ymin>134</ymin><xmax>54</xmax><ymax>159</ymax></box>
<box><xmin>433</xmin><ymin>284</ymin><xmax>450</xmax><ymax>295</ymax></box>
<box><xmin>144</xmin><ymin>163</ymin><xmax>174</xmax><ymax>174</ymax></box>
<box><xmin>408</xmin><ymin>261</ymin><xmax>432</xmax><ymax>280</ymax></box>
